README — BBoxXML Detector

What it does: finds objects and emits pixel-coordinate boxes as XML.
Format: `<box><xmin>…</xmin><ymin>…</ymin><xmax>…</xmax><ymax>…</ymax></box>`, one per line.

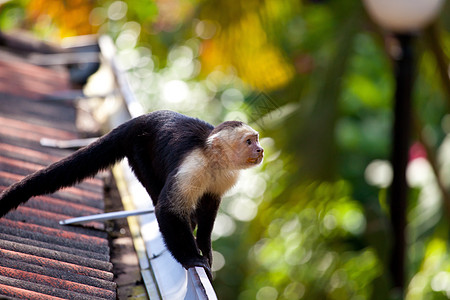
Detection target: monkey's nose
<box><xmin>257</xmin><ymin>147</ymin><xmax>264</xmax><ymax>154</ymax></box>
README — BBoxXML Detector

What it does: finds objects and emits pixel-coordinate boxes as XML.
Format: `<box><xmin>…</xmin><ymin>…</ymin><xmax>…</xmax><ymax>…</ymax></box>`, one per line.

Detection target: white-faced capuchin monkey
<box><xmin>0</xmin><ymin>110</ymin><xmax>264</xmax><ymax>279</ymax></box>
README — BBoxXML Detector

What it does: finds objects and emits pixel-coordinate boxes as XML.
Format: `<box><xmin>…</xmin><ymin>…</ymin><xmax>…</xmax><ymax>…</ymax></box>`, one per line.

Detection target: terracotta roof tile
<box><xmin>0</xmin><ymin>47</ymin><xmax>116</xmax><ymax>298</ymax></box>
<box><xmin>0</xmin><ymin>59</ymin><xmax>70</xmax><ymax>99</ymax></box>
<box><xmin>0</xmin><ymin>282</ymin><xmax>66</xmax><ymax>300</ymax></box>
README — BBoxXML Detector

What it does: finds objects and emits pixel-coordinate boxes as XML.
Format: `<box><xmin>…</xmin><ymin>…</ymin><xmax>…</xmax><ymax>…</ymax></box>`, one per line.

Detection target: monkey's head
<box><xmin>208</xmin><ymin>121</ymin><xmax>264</xmax><ymax>169</ymax></box>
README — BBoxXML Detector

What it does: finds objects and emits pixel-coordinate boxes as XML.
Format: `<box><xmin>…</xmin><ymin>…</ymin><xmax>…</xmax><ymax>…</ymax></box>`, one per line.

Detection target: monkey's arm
<box><xmin>154</xmin><ymin>180</ymin><xmax>212</xmax><ymax>278</ymax></box>
<box><xmin>195</xmin><ymin>193</ymin><xmax>221</xmax><ymax>267</ymax></box>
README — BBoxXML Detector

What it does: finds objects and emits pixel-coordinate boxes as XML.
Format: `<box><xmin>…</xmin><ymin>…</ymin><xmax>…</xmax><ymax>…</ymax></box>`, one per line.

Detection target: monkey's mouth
<box><xmin>247</xmin><ymin>154</ymin><xmax>264</xmax><ymax>164</ymax></box>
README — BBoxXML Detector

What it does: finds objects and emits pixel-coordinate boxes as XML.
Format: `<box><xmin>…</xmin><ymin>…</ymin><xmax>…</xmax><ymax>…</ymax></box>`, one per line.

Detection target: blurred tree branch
<box><xmin>294</xmin><ymin>11</ymin><xmax>362</xmax><ymax>180</ymax></box>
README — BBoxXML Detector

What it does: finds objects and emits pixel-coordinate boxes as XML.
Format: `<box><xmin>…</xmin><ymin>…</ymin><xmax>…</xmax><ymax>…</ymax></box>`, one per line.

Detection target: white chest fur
<box><xmin>172</xmin><ymin>149</ymin><xmax>239</xmax><ymax>215</ymax></box>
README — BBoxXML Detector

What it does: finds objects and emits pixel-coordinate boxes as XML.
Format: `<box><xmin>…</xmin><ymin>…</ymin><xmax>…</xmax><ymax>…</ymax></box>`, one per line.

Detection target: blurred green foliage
<box><xmin>2</xmin><ymin>0</ymin><xmax>450</xmax><ymax>299</ymax></box>
<box><xmin>242</xmin><ymin>181</ymin><xmax>380</xmax><ymax>300</ymax></box>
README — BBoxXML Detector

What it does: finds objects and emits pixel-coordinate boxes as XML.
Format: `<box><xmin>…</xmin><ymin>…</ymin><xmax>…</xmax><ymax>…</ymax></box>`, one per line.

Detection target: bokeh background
<box><xmin>1</xmin><ymin>1</ymin><xmax>450</xmax><ymax>299</ymax></box>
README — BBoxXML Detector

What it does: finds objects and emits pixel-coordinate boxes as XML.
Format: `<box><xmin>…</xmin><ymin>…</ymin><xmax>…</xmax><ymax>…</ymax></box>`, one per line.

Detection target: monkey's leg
<box><xmin>195</xmin><ymin>193</ymin><xmax>221</xmax><ymax>267</ymax></box>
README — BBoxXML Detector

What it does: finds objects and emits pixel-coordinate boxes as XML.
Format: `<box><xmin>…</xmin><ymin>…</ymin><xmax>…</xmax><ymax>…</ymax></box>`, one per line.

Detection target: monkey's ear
<box><xmin>206</xmin><ymin>133</ymin><xmax>221</xmax><ymax>147</ymax></box>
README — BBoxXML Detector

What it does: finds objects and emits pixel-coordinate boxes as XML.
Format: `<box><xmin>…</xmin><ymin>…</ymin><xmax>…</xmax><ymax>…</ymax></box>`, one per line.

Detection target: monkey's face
<box><xmin>227</xmin><ymin>125</ymin><xmax>264</xmax><ymax>169</ymax></box>
<box><xmin>208</xmin><ymin>123</ymin><xmax>264</xmax><ymax>169</ymax></box>
<box><xmin>242</xmin><ymin>132</ymin><xmax>264</xmax><ymax>167</ymax></box>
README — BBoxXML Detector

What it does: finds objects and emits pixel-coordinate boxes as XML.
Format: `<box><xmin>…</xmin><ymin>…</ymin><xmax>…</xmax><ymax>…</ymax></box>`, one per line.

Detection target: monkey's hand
<box><xmin>197</xmin><ymin>241</ymin><xmax>213</xmax><ymax>268</ymax></box>
<box><xmin>183</xmin><ymin>257</ymin><xmax>213</xmax><ymax>282</ymax></box>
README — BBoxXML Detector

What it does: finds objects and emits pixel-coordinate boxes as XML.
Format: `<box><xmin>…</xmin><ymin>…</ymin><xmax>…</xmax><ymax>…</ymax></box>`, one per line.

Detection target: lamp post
<box><xmin>363</xmin><ymin>0</ymin><xmax>444</xmax><ymax>296</ymax></box>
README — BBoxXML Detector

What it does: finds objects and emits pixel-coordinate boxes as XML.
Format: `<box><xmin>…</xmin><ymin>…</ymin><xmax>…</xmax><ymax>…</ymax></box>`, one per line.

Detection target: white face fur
<box><xmin>206</xmin><ymin>124</ymin><xmax>264</xmax><ymax>169</ymax></box>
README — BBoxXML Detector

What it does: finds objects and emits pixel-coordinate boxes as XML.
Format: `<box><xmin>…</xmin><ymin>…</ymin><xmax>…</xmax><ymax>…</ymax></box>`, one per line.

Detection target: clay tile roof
<box><xmin>0</xmin><ymin>45</ymin><xmax>116</xmax><ymax>299</ymax></box>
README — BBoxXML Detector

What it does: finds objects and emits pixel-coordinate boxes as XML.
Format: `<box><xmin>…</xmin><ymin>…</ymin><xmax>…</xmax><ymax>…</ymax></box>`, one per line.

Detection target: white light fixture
<box><xmin>363</xmin><ymin>0</ymin><xmax>445</xmax><ymax>33</ymax></box>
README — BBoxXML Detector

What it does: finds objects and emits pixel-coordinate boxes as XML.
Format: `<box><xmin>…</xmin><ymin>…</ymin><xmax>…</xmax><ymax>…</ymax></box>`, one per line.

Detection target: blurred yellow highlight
<box><xmin>27</xmin><ymin>0</ymin><xmax>96</xmax><ymax>39</ymax></box>
<box><xmin>201</xmin><ymin>12</ymin><xmax>295</xmax><ymax>91</ymax></box>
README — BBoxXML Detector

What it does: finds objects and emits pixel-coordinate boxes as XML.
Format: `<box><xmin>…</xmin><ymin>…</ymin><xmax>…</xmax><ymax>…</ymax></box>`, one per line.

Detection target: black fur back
<box><xmin>126</xmin><ymin>110</ymin><xmax>214</xmax><ymax>202</ymax></box>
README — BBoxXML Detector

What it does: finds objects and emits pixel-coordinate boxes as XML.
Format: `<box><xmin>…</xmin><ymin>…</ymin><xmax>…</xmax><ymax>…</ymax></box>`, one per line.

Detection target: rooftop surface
<box><xmin>0</xmin><ymin>43</ymin><xmax>117</xmax><ymax>299</ymax></box>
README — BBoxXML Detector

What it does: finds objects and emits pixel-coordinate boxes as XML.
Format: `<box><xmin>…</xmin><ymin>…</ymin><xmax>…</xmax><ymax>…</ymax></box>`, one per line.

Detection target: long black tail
<box><xmin>0</xmin><ymin>120</ymin><xmax>133</xmax><ymax>217</ymax></box>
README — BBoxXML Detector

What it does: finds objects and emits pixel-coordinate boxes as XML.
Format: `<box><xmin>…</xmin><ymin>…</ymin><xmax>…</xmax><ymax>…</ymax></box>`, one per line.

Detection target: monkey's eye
<box><xmin>246</xmin><ymin>139</ymin><xmax>252</xmax><ymax>145</ymax></box>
